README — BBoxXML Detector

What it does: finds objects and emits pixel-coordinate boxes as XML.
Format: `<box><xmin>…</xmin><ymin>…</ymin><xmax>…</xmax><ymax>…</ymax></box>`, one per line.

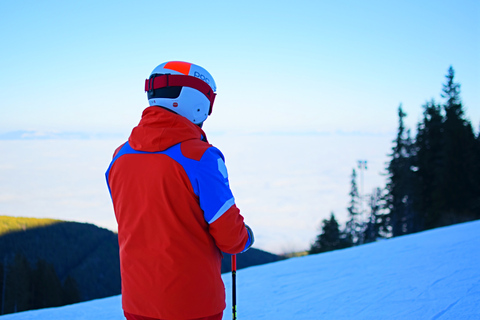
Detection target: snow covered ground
<box><xmin>3</xmin><ymin>220</ymin><xmax>480</xmax><ymax>319</ymax></box>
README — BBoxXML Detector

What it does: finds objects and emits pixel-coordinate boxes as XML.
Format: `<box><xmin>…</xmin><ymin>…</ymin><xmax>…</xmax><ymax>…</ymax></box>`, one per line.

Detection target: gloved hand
<box><xmin>244</xmin><ymin>224</ymin><xmax>254</xmax><ymax>250</ymax></box>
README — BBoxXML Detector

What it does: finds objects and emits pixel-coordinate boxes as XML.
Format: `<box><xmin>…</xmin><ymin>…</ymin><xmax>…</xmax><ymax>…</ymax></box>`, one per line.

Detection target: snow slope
<box><xmin>3</xmin><ymin>220</ymin><xmax>480</xmax><ymax>319</ymax></box>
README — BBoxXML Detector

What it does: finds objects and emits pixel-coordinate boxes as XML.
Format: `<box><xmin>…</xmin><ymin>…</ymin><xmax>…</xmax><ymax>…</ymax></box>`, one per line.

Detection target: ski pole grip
<box><xmin>232</xmin><ymin>254</ymin><xmax>237</xmax><ymax>271</ymax></box>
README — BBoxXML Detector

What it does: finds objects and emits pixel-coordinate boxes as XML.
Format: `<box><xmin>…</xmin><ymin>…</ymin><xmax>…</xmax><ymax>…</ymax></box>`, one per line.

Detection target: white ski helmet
<box><xmin>145</xmin><ymin>61</ymin><xmax>217</xmax><ymax>124</ymax></box>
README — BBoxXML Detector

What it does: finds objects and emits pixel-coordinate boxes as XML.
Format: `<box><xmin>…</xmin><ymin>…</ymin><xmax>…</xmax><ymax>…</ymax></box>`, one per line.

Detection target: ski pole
<box><xmin>232</xmin><ymin>254</ymin><xmax>237</xmax><ymax>320</ymax></box>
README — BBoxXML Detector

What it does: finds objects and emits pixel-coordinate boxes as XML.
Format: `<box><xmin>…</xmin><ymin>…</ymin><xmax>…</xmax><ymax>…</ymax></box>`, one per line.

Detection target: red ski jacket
<box><xmin>106</xmin><ymin>107</ymin><xmax>252</xmax><ymax>319</ymax></box>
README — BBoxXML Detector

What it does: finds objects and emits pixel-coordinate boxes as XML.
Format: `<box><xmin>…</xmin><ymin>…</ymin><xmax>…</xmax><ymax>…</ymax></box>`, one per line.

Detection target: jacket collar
<box><xmin>128</xmin><ymin>106</ymin><xmax>208</xmax><ymax>152</ymax></box>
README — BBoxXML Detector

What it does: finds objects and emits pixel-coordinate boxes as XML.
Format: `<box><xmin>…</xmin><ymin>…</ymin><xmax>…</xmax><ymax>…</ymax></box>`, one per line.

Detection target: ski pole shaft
<box><xmin>232</xmin><ymin>254</ymin><xmax>237</xmax><ymax>320</ymax></box>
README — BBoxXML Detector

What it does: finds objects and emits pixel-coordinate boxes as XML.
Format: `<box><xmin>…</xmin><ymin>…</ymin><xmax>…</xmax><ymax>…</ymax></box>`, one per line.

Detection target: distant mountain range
<box><xmin>0</xmin><ymin>216</ymin><xmax>282</xmax><ymax>312</ymax></box>
<box><xmin>0</xmin><ymin>130</ymin><xmax>125</xmax><ymax>140</ymax></box>
<box><xmin>0</xmin><ymin>129</ymin><xmax>391</xmax><ymax>141</ymax></box>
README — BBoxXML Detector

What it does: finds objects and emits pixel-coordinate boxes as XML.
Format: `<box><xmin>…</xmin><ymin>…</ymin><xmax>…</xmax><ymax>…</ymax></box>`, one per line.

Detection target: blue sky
<box><xmin>1</xmin><ymin>0</ymin><xmax>479</xmax><ymax>136</ymax></box>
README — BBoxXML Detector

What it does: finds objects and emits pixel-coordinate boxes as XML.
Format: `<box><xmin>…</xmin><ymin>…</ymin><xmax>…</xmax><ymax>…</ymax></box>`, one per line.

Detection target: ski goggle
<box><xmin>145</xmin><ymin>74</ymin><xmax>216</xmax><ymax>115</ymax></box>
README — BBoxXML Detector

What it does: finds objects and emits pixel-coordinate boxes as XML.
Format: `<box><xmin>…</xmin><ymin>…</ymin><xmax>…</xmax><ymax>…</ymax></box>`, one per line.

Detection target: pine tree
<box><xmin>310</xmin><ymin>213</ymin><xmax>350</xmax><ymax>254</ymax></box>
<box><xmin>473</xmin><ymin>126</ymin><xmax>480</xmax><ymax>216</ymax></box>
<box><xmin>363</xmin><ymin>188</ymin><xmax>388</xmax><ymax>242</ymax></box>
<box><xmin>4</xmin><ymin>253</ymin><xmax>31</xmax><ymax>314</ymax></box>
<box><xmin>62</xmin><ymin>275</ymin><xmax>81</xmax><ymax>306</ymax></box>
<box><xmin>345</xmin><ymin>168</ymin><xmax>363</xmax><ymax>244</ymax></box>
<box><xmin>414</xmin><ymin>99</ymin><xmax>445</xmax><ymax>230</ymax></box>
<box><xmin>439</xmin><ymin>66</ymin><xmax>479</xmax><ymax>224</ymax></box>
<box><xmin>385</xmin><ymin>105</ymin><xmax>417</xmax><ymax>236</ymax></box>
<box><xmin>31</xmin><ymin>259</ymin><xmax>63</xmax><ymax>310</ymax></box>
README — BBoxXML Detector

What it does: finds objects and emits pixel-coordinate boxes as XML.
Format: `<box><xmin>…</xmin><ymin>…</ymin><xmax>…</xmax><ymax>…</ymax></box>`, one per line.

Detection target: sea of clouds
<box><xmin>0</xmin><ymin>131</ymin><xmax>393</xmax><ymax>254</ymax></box>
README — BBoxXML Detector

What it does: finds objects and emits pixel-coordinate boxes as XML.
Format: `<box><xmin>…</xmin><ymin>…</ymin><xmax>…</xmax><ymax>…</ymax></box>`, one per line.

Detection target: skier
<box><xmin>106</xmin><ymin>61</ymin><xmax>254</xmax><ymax>320</ymax></box>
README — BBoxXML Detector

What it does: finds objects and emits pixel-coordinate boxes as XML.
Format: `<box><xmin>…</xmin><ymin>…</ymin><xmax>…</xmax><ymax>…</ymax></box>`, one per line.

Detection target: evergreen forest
<box><xmin>310</xmin><ymin>66</ymin><xmax>480</xmax><ymax>254</ymax></box>
<box><xmin>0</xmin><ymin>218</ymin><xmax>121</xmax><ymax>315</ymax></box>
<box><xmin>0</xmin><ymin>216</ymin><xmax>280</xmax><ymax>316</ymax></box>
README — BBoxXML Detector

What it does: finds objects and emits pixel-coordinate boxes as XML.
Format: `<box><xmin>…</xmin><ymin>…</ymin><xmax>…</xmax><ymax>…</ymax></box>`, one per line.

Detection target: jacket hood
<box><xmin>128</xmin><ymin>106</ymin><xmax>208</xmax><ymax>152</ymax></box>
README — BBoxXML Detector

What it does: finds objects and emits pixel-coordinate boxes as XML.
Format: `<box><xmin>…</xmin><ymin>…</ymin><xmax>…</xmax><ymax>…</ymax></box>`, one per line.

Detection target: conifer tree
<box><xmin>439</xmin><ymin>66</ymin><xmax>479</xmax><ymax>224</ymax></box>
<box><xmin>4</xmin><ymin>254</ymin><xmax>31</xmax><ymax>314</ymax></box>
<box><xmin>31</xmin><ymin>259</ymin><xmax>63</xmax><ymax>310</ymax></box>
<box><xmin>363</xmin><ymin>188</ymin><xmax>388</xmax><ymax>242</ymax></box>
<box><xmin>62</xmin><ymin>276</ymin><xmax>81</xmax><ymax>306</ymax></box>
<box><xmin>385</xmin><ymin>105</ymin><xmax>416</xmax><ymax>236</ymax></box>
<box><xmin>310</xmin><ymin>213</ymin><xmax>350</xmax><ymax>254</ymax></box>
<box><xmin>473</xmin><ymin>126</ymin><xmax>480</xmax><ymax>216</ymax></box>
<box><xmin>345</xmin><ymin>168</ymin><xmax>362</xmax><ymax>244</ymax></box>
<box><xmin>414</xmin><ymin>100</ymin><xmax>445</xmax><ymax>230</ymax></box>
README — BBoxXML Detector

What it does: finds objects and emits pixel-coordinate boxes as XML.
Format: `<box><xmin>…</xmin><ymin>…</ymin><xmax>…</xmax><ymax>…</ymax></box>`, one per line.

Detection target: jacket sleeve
<box><xmin>196</xmin><ymin>147</ymin><xmax>253</xmax><ymax>254</ymax></box>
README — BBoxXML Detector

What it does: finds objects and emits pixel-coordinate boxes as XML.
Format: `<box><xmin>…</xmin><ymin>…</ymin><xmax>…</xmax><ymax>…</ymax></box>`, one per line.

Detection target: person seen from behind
<box><xmin>106</xmin><ymin>61</ymin><xmax>254</xmax><ymax>320</ymax></box>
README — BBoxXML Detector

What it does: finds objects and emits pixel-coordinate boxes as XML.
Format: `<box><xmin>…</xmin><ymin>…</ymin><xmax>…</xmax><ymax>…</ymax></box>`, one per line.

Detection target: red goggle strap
<box><xmin>145</xmin><ymin>74</ymin><xmax>216</xmax><ymax>115</ymax></box>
